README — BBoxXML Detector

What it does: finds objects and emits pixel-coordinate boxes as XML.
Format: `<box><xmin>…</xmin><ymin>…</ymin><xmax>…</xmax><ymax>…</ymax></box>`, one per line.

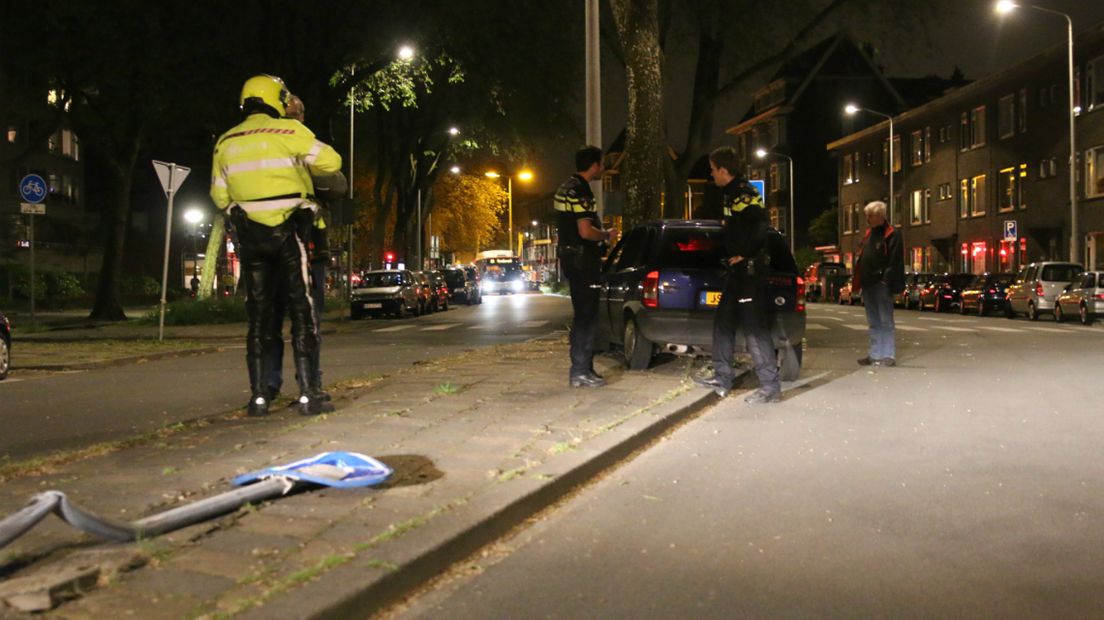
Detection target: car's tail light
<box><xmin>987</xmin><ymin>287</ymin><xmax>997</xmax><ymax>294</ymax></box>
<box><xmin>642</xmin><ymin>271</ymin><xmax>660</xmax><ymax>308</ymax></box>
<box><xmin>1094</xmin><ymin>293</ymin><xmax>1104</xmax><ymax>300</ymax></box>
<box><xmin>1035</xmin><ymin>282</ymin><xmax>1044</xmax><ymax>296</ymax></box>
<box><xmin>796</xmin><ymin>276</ymin><xmax>806</xmax><ymax>313</ymax></box>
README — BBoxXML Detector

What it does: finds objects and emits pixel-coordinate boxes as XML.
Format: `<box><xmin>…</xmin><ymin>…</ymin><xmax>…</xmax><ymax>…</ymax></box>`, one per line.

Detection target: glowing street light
<box><xmin>995</xmin><ymin>0</ymin><xmax>1079</xmax><ymax>262</ymax></box>
<box><xmin>755</xmin><ymin>148</ymin><xmax>796</xmax><ymax>253</ymax></box>
<box><xmin>398</xmin><ymin>45</ymin><xmax>415</xmax><ymax>61</ymax></box>
<box><xmin>844</xmin><ymin>103</ymin><xmax>895</xmax><ymax>219</ymax></box>
<box><xmin>450</xmin><ymin>165</ymin><xmax>461</xmax><ymax>174</ymax></box>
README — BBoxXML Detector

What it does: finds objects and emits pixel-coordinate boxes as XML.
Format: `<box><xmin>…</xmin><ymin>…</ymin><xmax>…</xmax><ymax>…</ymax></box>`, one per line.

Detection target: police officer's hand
<box><xmin>606</xmin><ymin>228</ymin><xmax>619</xmax><ymax>243</ymax></box>
<box><xmin>727</xmin><ymin>255</ymin><xmax>745</xmax><ymax>266</ymax></box>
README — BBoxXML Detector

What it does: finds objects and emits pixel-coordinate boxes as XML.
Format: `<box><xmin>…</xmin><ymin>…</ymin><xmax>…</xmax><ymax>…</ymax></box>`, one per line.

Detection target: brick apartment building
<box><xmin>829</xmin><ymin>21</ymin><xmax>1104</xmax><ymax>274</ymax></box>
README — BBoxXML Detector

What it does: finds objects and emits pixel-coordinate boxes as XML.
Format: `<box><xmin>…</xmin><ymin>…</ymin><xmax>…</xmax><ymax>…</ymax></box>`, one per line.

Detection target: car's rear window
<box><xmin>657</xmin><ymin>228</ymin><xmax>726</xmax><ymax>269</ymax></box>
<box><xmin>442</xmin><ymin>271</ymin><xmax>465</xmax><ymax>286</ymax></box>
<box><xmin>362</xmin><ymin>273</ymin><xmax>400</xmax><ymax>287</ymax></box>
<box><xmin>1041</xmin><ymin>265</ymin><xmax>1082</xmax><ymax>282</ymax></box>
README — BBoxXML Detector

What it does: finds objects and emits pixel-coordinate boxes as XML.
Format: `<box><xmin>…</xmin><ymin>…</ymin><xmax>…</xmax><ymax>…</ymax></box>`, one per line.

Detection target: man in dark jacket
<box><xmin>693</xmin><ymin>146</ymin><xmax>781</xmax><ymax>404</ymax></box>
<box><xmin>854</xmin><ymin>200</ymin><xmax>905</xmax><ymax>367</ymax></box>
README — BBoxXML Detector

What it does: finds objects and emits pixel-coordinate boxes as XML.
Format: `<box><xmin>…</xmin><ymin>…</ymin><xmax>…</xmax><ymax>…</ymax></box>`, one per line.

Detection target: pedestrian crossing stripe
<box><xmin>979</xmin><ymin>326</ymin><xmax>1022</xmax><ymax>333</ymax></box>
<box><xmin>806</xmin><ymin>324</ymin><xmax>829</xmax><ymax>330</ymax></box>
<box><xmin>374</xmin><ymin>325</ymin><xmax>415</xmax><ymax>332</ymax></box>
<box><xmin>422</xmin><ymin>323</ymin><xmax>460</xmax><ymax>331</ymax></box>
<box><xmin>521</xmin><ymin>320</ymin><xmax>548</xmax><ymax>328</ymax></box>
<box><xmin>895</xmin><ymin>325</ymin><xmax>927</xmax><ymax>332</ymax></box>
<box><xmin>843</xmin><ymin>324</ymin><xmax>868</xmax><ymax>331</ymax></box>
<box><xmin>932</xmin><ymin>325</ymin><xmax>975</xmax><ymax>332</ymax></box>
<box><xmin>1022</xmin><ymin>326</ymin><xmax>1070</xmax><ymax>333</ymax></box>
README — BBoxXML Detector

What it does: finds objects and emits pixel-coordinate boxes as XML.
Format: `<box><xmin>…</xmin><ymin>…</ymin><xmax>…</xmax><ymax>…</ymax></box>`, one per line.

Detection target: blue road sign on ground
<box><xmin>1003</xmin><ymin>219</ymin><xmax>1018</xmax><ymax>242</ymax></box>
<box><xmin>19</xmin><ymin>174</ymin><xmax>47</xmax><ymax>204</ymax></box>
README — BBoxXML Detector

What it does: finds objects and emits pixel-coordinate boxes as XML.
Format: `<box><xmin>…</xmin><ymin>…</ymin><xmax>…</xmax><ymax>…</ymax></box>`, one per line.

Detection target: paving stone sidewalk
<box><xmin>0</xmin><ymin>336</ymin><xmax>715</xmax><ymax>619</ymax></box>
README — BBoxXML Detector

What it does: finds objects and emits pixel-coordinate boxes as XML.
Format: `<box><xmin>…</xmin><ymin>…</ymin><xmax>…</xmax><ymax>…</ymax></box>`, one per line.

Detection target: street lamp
<box><xmin>756</xmin><ymin>148</ymin><xmax>796</xmax><ymax>253</ymax></box>
<box><xmin>183</xmin><ymin>208</ymin><xmax>204</xmax><ymax>291</ymax></box>
<box><xmin>485</xmin><ymin>169</ymin><xmax>535</xmax><ymax>254</ymax></box>
<box><xmin>844</xmin><ymin>103</ymin><xmax>895</xmax><ymax>220</ymax></box>
<box><xmin>995</xmin><ymin>1</ymin><xmax>1079</xmax><ymax>263</ymax></box>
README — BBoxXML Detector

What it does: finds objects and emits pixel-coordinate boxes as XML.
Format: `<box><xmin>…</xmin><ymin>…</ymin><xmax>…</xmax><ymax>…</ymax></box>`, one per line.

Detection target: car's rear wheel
<box><xmin>978</xmin><ymin>301</ymin><xmax>987</xmax><ymax>317</ymax></box>
<box><xmin>959</xmin><ymin>299</ymin><xmax>969</xmax><ymax>315</ymax></box>
<box><xmin>935</xmin><ymin>297</ymin><xmax>943</xmax><ymax>313</ymax></box>
<box><xmin>1080</xmin><ymin>304</ymin><xmax>1093</xmax><ymax>326</ymax></box>
<box><xmin>1055</xmin><ymin>303</ymin><xmax>1066</xmax><ymax>322</ymax></box>
<box><xmin>777</xmin><ymin>343</ymin><xmax>802</xmax><ymax>382</ymax></box>
<box><xmin>623</xmin><ymin>316</ymin><xmax>654</xmax><ymax>370</ymax></box>
<box><xmin>0</xmin><ymin>336</ymin><xmax>9</xmax><ymax>380</ymax></box>
<box><xmin>1027</xmin><ymin>301</ymin><xmax>1039</xmax><ymax>321</ymax></box>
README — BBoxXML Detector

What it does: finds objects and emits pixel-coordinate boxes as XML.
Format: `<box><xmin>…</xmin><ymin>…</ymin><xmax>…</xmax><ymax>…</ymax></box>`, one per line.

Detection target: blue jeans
<box><xmin>863</xmin><ymin>281</ymin><xmax>896</xmax><ymax>361</ymax></box>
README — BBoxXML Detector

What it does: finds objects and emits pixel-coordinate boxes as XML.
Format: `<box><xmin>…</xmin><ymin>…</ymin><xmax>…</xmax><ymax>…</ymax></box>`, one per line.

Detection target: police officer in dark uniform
<box><xmin>555</xmin><ymin>145</ymin><xmax>617</xmax><ymax>388</ymax></box>
<box><xmin>694</xmin><ymin>146</ymin><xmax>782</xmax><ymax>404</ymax></box>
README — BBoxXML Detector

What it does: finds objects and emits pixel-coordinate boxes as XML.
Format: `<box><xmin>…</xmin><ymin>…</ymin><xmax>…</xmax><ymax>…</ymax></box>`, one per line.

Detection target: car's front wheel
<box><xmin>1027</xmin><ymin>301</ymin><xmax>1039</xmax><ymax>321</ymax></box>
<box><xmin>1055</xmin><ymin>303</ymin><xmax>1066</xmax><ymax>322</ymax></box>
<box><xmin>623</xmin><ymin>316</ymin><xmax>654</xmax><ymax>370</ymax></box>
<box><xmin>1080</xmin><ymin>304</ymin><xmax>1094</xmax><ymax>326</ymax></box>
<box><xmin>978</xmin><ymin>301</ymin><xmax>988</xmax><ymax>317</ymax></box>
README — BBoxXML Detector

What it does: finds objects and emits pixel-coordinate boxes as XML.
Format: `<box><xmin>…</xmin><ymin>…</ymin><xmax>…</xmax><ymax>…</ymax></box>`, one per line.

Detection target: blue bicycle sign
<box><xmin>19</xmin><ymin>174</ymin><xmax>48</xmax><ymax>204</ymax></box>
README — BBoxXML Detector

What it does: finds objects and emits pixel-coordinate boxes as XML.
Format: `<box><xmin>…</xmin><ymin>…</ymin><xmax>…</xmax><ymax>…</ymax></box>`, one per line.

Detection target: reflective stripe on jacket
<box><xmin>210</xmin><ymin>114</ymin><xmax>342</xmax><ymax>227</ymax></box>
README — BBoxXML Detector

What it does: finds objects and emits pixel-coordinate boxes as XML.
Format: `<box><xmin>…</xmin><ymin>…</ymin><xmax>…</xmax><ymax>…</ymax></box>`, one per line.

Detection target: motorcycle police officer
<box><xmin>555</xmin><ymin>145</ymin><xmax>617</xmax><ymax>388</ymax></box>
<box><xmin>210</xmin><ymin>74</ymin><xmax>342</xmax><ymax>416</ymax></box>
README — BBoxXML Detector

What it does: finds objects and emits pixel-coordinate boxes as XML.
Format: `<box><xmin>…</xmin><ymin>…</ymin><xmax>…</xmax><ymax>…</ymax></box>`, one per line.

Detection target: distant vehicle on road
<box><xmin>1005</xmin><ymin>261</ymin><xmax>1083</xmax><ymax>321</ymax></box>
<box><xmin>475</xmin><ymin>250</ymin><xmax>526</xmax><ymax>295</ymax></box>
<box><xmin>959</xmin><ymin>272</ymin><xmax>1014</xmax><ymax>316</ymax></box>
<box><xmin>424</xmin><ymin>271</ymin><xmax>450</xmax><ymax>312</ymax></box>
<box><xmin>838</xmin><ymin>277</ymin><xmax>861</xmax><ymax>306</ymax></box>
<box><xmin>412</xmin><ymin>271</ymin><xmax>435</xmax><ymax>314</ymax></box>
<box><xmin>918</xmin><ymin>273</ymin><xmax>977</xmax><ymax>313</ymax></box>
<box><xmin>0</xmin><ymin>310</ymin><xmax>10</xmax><ymax>380</ymax></box>
<box><xmin>900</xmin><ymin>272</ymin><xmax>933</xmax><ymax>310</ymax></box>
<box><xmin>804</xmin><ymin>261</ymin><xmax>847</xmax><ymax>302</ymax></box>
<box><xmin>597</xmin><ymin>220</ymin><xmax>805</xmax><ymax>379</ymax></box>
<box><xmin>1054</xmin><ymin>271</ymin><xmax>1103</xmax><ymax>325</ymax></box>
<box><xmin>349</xmin><ymin>270</ymin><xmax>421</xmax><ymax>319</ymax></box>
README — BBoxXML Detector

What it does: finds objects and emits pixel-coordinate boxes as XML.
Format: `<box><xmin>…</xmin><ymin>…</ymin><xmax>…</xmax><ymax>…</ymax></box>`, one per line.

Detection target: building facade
<box><xmin>830</xmin><ymin>22</ymin><xmax>1104</xmax><ymax>274</ymax></box>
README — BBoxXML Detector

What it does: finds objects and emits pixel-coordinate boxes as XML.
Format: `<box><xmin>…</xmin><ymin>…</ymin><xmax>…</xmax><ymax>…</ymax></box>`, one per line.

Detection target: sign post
<box><xmin>152</xmin><ymin>161</ymin><xmax>191</xmax><ymax>341</ymax></box>
<box><xmin>18</xmin><ymin>174</ymin><xmax>48</xmax><ymax>324</ymax></box>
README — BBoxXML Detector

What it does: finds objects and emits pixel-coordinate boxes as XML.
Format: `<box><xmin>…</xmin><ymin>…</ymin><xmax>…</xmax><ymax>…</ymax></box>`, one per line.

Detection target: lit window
<box><xmin>1086</xmin><ymin>145</ymin><xmax>1104</xmax><ymax>198</ymax></box>
<box><xmin>1000</xmin><ymin>166</ymin><xmax>1023</xmax><ymax>212</ymax></box>
<box><xmin>911</xmin><ymin>130</ymin><xmax>923</xmax><ymax>166</ymax></box>
<box><xmin>970</xmin><ymin>174</ymin><xmax>987</xmax><ymax>216</ymax></box>
<box><xmin>910</xmin><ymin>189</ymin><xmax>924</xmax><ymax>225</ymax></box>
<box><xmin>959</xmin><ymin>179</ymin><xmax>969</xmax><ymax>219</ymax></box>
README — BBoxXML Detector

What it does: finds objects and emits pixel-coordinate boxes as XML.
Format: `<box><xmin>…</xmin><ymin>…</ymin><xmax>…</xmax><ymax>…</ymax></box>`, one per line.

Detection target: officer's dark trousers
<box><xmin>263</xmin><ymin>260</ymin><xmax>325</xmax><ymax>395</ymax></box>
<box><xmin>562</xmin><ymin>259</ymin><xmax>600</xmax><ymax>378</ymax></box>
<box><xmin>711</xmin><ymin>272</ymin><xmax>780</xmax><ymax>395</ymax></box>
<box><xmin>240</xmin><ymin>221</ymin><xmax>320</xmax><ymax>400</ymax></box>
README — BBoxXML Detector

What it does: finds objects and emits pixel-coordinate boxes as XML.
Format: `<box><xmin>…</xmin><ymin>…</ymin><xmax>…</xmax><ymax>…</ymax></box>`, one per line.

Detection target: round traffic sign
<box><xmin>19</xmin><ymin>174</ymin><xmax>48</xmax><ymax>204</ymax></box>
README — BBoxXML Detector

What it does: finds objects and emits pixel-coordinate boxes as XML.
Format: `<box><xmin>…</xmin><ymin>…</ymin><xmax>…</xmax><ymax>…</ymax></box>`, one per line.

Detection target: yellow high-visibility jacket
<box><xmin>210</xmin><ymin>113</ymin><xmax>342</xmax><ymax>227</ymax></box>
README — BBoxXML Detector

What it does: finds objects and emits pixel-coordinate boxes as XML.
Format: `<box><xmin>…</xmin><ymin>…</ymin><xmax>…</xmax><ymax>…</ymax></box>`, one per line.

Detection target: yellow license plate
<box><xmin>703</xmin><ymin>291</ymin><xmax>723</xmax><ymax>306</ymax></box>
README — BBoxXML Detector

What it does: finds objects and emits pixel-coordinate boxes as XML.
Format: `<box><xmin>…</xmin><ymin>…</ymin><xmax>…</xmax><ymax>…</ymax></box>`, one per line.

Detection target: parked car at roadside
<box><xmin>464</xmin><ymin>266</ymin><xmax>483</xmax><ymax>304</ymax></box>
<box><xmin>959</xmin><ymin>272</ymin><xmax>1014</xmax><ymax>316</ymax></box>
<box><xmin>901</xmin><ymin>272</ymin><xmax>933</xmax><ymax>310</ymax></box>
<box><xmin>350</xmin><ymin>270</ymin><xmax>421</xmax><ymax>319</ymax></box>
<box><xmin>895</xmin><ymin>272</ymin><xmax>928</xmax><ymax>308</ymax></box>
<box><xmin>0</xmin><ymin>311</ymin><xmax>10</xmax><ymax>380</ymax></box>
<box><xmin>918</xmin><ymin>273</ymin><xmax>978</xmax><ymax>313</ymax></box>
<box><xmin>425</xmin><ymin>271</ymin><xmax>450</xmax><ymax>312</ymax></box>
<box><xmin>441</xmin><ymin>268</ymin><xmax>479</xmax><ymax>305</ymax></box>
<box><xmin>838</xmin><ymin>277</ymin><xmax>861</xmax><ymax>305</ymax></box>
<box><xmin>597</xmin><ymin>219</ymin><xmax>805</xmax><ymax>380</ymax></box>
<box><xmin>1005</xmin><ymin>261</ymin><xmax>1084</xmax><ymax>321</ymax></box>
<box><xmin>412</xmin><ymin>271</ymin><xmax>435</xmax><ymax>314</ymax></box>
<box><xmin>1054</xmin><ymin>271</ymin><xmax>1104</xmax><ymax>325</ymax></box>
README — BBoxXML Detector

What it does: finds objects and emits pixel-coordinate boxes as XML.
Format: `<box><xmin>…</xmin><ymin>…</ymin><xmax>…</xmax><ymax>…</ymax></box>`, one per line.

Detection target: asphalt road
<box><xmin>0</xmin><ymin>292</ymin><xmax>571</xmax><ymax>461</ymax></box>
<box><xmin>390</xmin><ymin>303</ymin><xmax>1104</xmax><ymax>619</ymax></box>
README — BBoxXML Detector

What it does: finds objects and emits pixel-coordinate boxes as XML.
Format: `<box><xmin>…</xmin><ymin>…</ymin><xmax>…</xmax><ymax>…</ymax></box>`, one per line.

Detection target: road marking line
<box><xmin>979</xmin><ymin>326</ymin><xmax>1022</xmax><ymax>333</ymax></box>
<box><xmin>1022</xmin><ymin>326</ymin><xmax>1072</xmax><ymax>333</ymax></box>
<box><xmin>895</xmin><ymin>325</ymin><xmax>927</xmax><ymax>332</ymax></box>
<box><xmin>374</xmin><ymin>325</ymin><xmax>415</xmax><ymax>332</ymax></box>
<box><xmin>819</xmin><ymin>316</ymin><xmax>845</xmax><ymax>321</ymax></box>
<box><xmin>932</xmin><ymin>325</ymin><xmax>975</xmax><ymax>332</ymax></box>
<box><xmin>522</xmin><ymin>320</ymin><xmax>548</xmax><ymax>328</ymax></box>
<box><xmin>806</xmin><ymin>324</ymin><xmax>829</xmax><ymax>330</ymax></box>
<box><xmin>843</xmin><ymin>324</ymin><xmax>868</xmax><ymax>331</ymax></box>
<box><xmin>422</xmin><ymin>323</ymin><xmax>460</xmax><ymax>331</ymax></box>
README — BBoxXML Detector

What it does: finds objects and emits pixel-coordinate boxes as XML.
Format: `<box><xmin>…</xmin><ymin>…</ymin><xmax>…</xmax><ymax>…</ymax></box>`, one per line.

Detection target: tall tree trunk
<box><xmin>610</xmin><ymin>0</ymin><xmax>666</xmax><ymax>226</ymax></box>
<box><xmin>88</xmin><ymin>165</ymin><xmax>134</xmax><ymax>321</ymax></box>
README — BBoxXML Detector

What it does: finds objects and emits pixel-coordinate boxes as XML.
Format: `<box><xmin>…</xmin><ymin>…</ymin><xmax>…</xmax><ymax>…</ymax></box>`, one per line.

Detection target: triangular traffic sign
<box><xmin>152</xmin><ymin>160</ymin><xmax>191</xmax><ymax>196</ymax></box>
